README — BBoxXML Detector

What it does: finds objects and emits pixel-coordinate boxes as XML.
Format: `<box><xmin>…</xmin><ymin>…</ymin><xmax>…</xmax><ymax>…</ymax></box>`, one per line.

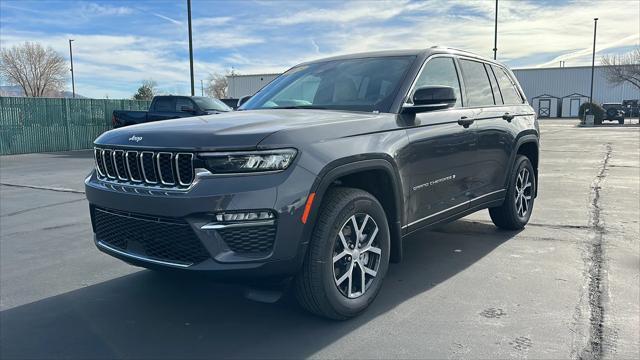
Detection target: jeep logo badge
<box><xmin>128</xmin><ymin>135</ymin><xmax>143</xmax><ymax>142</ymax></box>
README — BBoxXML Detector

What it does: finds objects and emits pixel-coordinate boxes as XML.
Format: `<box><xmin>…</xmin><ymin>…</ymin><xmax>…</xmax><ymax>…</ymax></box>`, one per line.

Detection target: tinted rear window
<box><xmin>154</xmin><ymin>97</ymin><xmax>174</xmax><ymax>112</ymax></box>
<box><xmin>459</xmin><ymin>59</ymin><xmax>495</xmax><ymax>107</ymax></box>
<box><xmin>492</xmin><ymin>66</ymin><xmax>523</xmax><ymax>105</ymax></box>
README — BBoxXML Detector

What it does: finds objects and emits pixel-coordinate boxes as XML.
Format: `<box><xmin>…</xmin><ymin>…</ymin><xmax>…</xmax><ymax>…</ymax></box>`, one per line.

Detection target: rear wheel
<box><xmin>295</xmin><ymin>187</ymin><xmax>390</xmax><ymax>320</ymax></box>
<box><xmin>489</xmin><ymin>155</ymin><xmax>536</xmax><ymax>230</ymax></box>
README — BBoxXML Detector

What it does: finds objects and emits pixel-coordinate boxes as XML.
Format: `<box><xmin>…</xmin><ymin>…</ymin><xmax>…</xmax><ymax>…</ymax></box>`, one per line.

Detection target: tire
<box><xmin>489</xmin><ymin>155</ymin><xmax>536</xmax><ymax>230</ymax></box>
<box><xmin>294</xmin><ymin>187</ymin><xmax>390</xmax><ymax>320</ymax></box>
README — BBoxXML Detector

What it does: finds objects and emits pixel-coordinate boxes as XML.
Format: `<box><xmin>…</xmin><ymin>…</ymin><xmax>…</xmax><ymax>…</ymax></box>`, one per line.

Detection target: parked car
<box><xmin>219</xmin><ymin>98</ymin><xmax>240</xmax><ymax>109</ymax></box>
<box><xmin>112</xmin><ymin>95</ymin><xmax>232</xmax><ymax>128</ymax></box>
<box><xmin>87</xmin><ymin>47</ymin><xmax>539</xmax><ymax>319</ymax></box>
<box><xmin>602</xmin><ymin>103</ymin><xmax>625</xmax><ymax>124</ymax></box>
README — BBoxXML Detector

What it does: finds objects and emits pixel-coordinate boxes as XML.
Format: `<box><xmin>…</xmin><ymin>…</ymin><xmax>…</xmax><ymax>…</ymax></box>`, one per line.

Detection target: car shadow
<box><xmin>0</xmin><ymin>219</ymin><xmax>520</xmax><ymax>359</ymax></box>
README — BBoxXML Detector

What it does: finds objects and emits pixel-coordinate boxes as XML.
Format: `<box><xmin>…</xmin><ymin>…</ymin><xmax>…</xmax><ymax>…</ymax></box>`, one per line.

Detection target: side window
<box><xmin>486</xmin><ymin>64</ymin><xmax>503</xmax><ymax>105</ymax></box>
<box><xmin>154</xmin><ymin>97</ymin><xmax>174</xmax><ymax>112</ymax></box>
<box><xmin>175</xmin><ymin>98</ymin><xmax>195</xmax><ymax>112</ymax></box>
<box><xmin>459</xmin><ymin>59</ymin><xmax>495</xmax><ymax>107</ymax></box>
<box><xmin>413</xmin><ymin>57</ymin><xmax>462</xmax><ymax>107</ymax></box>
<box><xmin>492</xmin><ymin>66</ymin><xmax>523</xmax><ymax>104</ymax></box>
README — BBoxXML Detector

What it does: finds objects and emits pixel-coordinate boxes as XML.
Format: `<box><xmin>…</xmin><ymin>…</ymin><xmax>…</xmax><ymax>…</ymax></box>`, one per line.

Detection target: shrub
<box><xmin>579</xmin><ymin>102</ymin><xmax>605</xmax><ymax>124</ymax></box>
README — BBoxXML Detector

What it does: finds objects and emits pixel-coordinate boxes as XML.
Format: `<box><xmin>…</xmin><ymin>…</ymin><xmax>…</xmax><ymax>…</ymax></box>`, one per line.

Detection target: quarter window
<box><xmin>493</xmin><ymin>66</ymin><xmax>523</xmax><ymax>104</ymax></box>
<box><xmin>414</xmin><ymin>57</ymin><xmax>462</xmax><ymax>107</ymax></box>
<box><xmin>486</xmin><ymin>64</ymin><xmax>503</xmax><ymax>105</ymax></box>
<box><xmin>459</xmin><ymin>59</ymin><xmax>495</xmax><ymax>107</ymax></box>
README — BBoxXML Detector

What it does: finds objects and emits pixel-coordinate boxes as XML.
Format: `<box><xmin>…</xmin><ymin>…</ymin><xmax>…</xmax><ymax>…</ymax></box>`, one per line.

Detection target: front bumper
<box><xmin>85</xmin><ymin>165</ymin><xmax>317</xmax><ymax>278</ymax></box>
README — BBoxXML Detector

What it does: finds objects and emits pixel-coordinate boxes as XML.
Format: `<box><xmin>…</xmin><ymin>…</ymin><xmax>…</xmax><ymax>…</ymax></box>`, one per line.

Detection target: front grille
<box><xmin>218</xmin><ymin>226</ymin><xmax>276</xmax><ymax>254</ymax></box>
<box><xmin>94</xmin><ymin>148</ymin><xmax>194</xmax><ymax>189</ymax></box>
<box><xmin>93</xmin><ymin>207</ymin><xmax>210</xmax><ymax>265</ymax></box>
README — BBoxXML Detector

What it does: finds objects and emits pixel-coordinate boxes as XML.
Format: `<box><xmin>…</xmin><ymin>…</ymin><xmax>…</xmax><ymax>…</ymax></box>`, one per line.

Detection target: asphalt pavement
<box><xmin>0</xmin><ymin>119</ymin><xmax>638</xmax><ymax>359</ymax></box>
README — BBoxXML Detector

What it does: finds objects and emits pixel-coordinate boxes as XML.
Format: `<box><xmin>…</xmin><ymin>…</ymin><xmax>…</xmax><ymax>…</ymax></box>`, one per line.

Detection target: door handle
<box><xmin>502</xmin><ymin>112</ymin><xmax>515</xmax><ymax>122</ymax></box>
<box><xmin>457</xmin><ymin>116</ymin><xmax>474</xmax><ymax>128</ymax></box>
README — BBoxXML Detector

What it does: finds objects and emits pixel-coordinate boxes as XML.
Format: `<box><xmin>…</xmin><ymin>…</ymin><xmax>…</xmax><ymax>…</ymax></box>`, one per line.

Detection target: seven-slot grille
<box><xmin>94</xmin><ymin>148</ymin><xmax>194</xmax><ymax>188</ymax></box>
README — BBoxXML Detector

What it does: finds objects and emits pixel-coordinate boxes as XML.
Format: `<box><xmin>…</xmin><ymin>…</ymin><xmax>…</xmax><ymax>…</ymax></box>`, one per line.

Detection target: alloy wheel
<box><xmin>332</xmin><ymin>213</ymin><xmax>382</xmax><ymax>299</ymax></box>
<box><xmin>514</xmin><ymin>168</ymin><xmax>533</xmax><ymax>218</ymax></box>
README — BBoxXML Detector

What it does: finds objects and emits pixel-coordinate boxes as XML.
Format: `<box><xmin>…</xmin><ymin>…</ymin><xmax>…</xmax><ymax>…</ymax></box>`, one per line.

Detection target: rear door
<box><xmin>403</xmin><ymin>56</ymin><xmax>476</xmax><ymax>231</ymax></box>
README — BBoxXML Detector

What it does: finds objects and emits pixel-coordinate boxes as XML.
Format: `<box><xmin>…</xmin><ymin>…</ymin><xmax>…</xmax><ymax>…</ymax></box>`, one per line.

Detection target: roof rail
<box><xmin>430</xmin><ymin>45</ymin><xmax>481</xmax><ymax>56</ymax></box>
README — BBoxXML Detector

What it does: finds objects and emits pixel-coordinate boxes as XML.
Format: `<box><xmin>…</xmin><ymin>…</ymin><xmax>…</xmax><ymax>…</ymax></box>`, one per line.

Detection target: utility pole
<box><xmin>589</xmin><ymin>18</ymin><xmax>598</xmax><ymax>106</ymax></box>
<box><xmin>201</xmin><ymin>79</ymin><xmax>204</xmax><ymax>96</ymax></box>
<box><xmin>68</xmin><ymin>39</ymin><xmax>75</xmax><ymax>98</ymax></box>
<box><xmin>187</xmin><ymin>0</ymin><xmax>195</xmax><ymax>96</ymax></box>
<box><xmin>493</xmin><ymin>0</ymin><xmax>498</xmax><ymax>60</ymax></box>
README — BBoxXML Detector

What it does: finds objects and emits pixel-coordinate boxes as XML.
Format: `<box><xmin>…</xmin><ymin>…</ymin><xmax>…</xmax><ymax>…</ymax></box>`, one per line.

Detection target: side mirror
<box><xmin>180</xmin><ymin>105</ymin><xmax>195</xmax><ymax>113</ymax></box>
<box><xmin>238</xmin><ymin>95</ymin><xmax>252</xmax><ymax>108</ymax></box>
<box><xmin>403</xmin><ymin>86</ymin><xmax>456</xmax><ymax>113</ymax></box>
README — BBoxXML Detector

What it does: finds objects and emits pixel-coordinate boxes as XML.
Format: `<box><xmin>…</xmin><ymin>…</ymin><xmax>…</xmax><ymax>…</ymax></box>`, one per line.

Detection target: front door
<box><xmin>570</xmin><ymin>99</ymin><xmax>580</xmax><ymax>117</ymax></box>
<box><xmin>539</xmin><ymin>99</ymin><xmax>550</xmax><ymax>117</ymax></box>
<box><xmin>401</xmin><ymin>56</ymin><xmax>476</xmax><ymax>231</ymax></box>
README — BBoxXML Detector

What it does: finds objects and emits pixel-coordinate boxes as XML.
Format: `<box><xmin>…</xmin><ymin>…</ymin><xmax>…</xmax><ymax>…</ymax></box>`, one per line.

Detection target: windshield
<box><xmin>240</xmin><ymin>56</ymin><xmax>415</xmax><ymax>113</ymax></box>
<box><xmin>193</xmin><ymin>97</ymin><xmax>232</xmax><ymax>112</ymax></box>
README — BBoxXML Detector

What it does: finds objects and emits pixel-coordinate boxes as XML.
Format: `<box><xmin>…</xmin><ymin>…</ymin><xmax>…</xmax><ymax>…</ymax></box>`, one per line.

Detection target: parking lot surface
<box><xmin>1</xmin><ymin>119</ymin><xmax>638</xmax><ymax>359</ymax></box>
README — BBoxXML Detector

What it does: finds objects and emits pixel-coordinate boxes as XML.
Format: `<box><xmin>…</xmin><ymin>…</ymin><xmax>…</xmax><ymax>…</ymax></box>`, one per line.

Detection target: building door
<box><xmin>539</xmin><ymin>99</ymin><xmax>551</xmax><ymax>117</ymax></box>
<box><xmin>570</xmin><ymin>98</ymin><xmax>580</xmax><ymax>117</ymax></box>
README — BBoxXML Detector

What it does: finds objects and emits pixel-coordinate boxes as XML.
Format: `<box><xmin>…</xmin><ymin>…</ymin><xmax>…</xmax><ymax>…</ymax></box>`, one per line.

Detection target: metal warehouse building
<box><xmin>228</xmin><ymin>65</ymin><xmax>639</xmax><ymax>118</ymax></box>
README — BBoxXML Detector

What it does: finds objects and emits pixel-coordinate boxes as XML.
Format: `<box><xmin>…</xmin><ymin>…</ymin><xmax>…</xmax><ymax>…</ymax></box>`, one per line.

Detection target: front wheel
<box><xmin>295</xmin><ymin>187</ymin><xmax>390</xmax><ymax>320</ymax></box>
<box><xmin>489</xmin><ymin>155</ymin><xmax>536</xmax><ymax>230</ymax></box>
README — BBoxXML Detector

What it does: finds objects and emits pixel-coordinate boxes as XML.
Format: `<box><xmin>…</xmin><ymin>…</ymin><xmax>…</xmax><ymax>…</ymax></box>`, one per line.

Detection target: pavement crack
<box><xmin>578</xmin><ymin>143</ymin><xmax>611</xmax><ymax>360</ymax></box>
<box><xmin>0</xmin><ymin>182</ymin><xmax>85</xmax><ymax>194</ymax></box>
<box><xmin>2</xmin><ymin>198</ymin><xmax>86</xmax><ymax>217</ymax></box>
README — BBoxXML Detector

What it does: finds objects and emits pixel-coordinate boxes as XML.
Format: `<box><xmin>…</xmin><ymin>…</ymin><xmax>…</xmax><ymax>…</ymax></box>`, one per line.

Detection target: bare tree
<box><xmin>132</xmin><ymin>80</ymin><xmax>157</xmax><ymax>100</ymax></box>
<box><xmin>0</xmin><ymin>42</ymin><xmax>67</xmax><ymax>97</ymax></box>
<box><xmin>206</xmin><ymin>72</ymin><xmax>229</xmax><ymax>99</ymax></box>
<box><xmin>601</xmin><ymin>48</ymin><xmax>640</xmax><ymax>90</ymax></box>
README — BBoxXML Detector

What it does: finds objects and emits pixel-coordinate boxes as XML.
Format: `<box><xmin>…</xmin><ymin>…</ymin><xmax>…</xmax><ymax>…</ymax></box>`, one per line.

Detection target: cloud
<box><xmin>81</xmin><ymin>3</ymin><xmax>134</xmax><ymax>16</ymax></box>
<box><xmin>153</xmin><ymin>13</ymin><xmax>183</xmax><ymax>26</ymax></box>
<box><xmin>265</xmin><ymin>0</ymin><xmax>427</xmax><ymax>25</ymax></box>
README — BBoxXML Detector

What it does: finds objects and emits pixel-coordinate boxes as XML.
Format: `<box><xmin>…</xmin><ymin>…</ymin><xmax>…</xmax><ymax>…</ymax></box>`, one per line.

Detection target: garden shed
<box><xmin>561</xmin><ymin>93</ymin><xmax>589</xmax><ymax>117</ymax></box>
<box><xmin>531</xmin><ymin>94</ymin><xmax>560</xmax><ymax>118</ymax></box>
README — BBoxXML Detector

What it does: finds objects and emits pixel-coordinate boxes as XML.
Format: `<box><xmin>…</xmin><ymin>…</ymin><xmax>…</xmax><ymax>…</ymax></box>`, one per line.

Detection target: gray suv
<box><xmin>86</xmin><ymin>47</ymin><xmax>539</xmax><ymax>319</ymax></box>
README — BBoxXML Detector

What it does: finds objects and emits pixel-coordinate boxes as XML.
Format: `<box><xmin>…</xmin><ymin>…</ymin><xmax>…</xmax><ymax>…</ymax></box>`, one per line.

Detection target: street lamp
<box><xmin>493</xmin><ymin>0</ymin><xmax>498</xmax><ymax>60</ymax></box>
<box><xmin>187</xmin><ymin>0</ymin><xmax>195</xmax><ymax>96</ymax></box>
<box><xmin>589</xmin><ymin>18</ymin><xmax>598</xmax><ymax>106</ymax></box>
<box><xmin>68</xmin><ymin>39</ymin><xmax>75</xmax><ymax>98</ymax></box>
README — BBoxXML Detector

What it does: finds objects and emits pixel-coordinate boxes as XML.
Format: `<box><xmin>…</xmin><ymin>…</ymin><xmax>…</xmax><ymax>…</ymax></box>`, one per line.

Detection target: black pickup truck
<box><xmin>112</xmin><ymin>95</ymin><xmax>232</xmax><ymax>128</ymax></box>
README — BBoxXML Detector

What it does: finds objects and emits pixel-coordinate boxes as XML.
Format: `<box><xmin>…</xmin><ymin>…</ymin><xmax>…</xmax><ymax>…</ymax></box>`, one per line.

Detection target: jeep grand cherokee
<box><xmin>86</xmin><ymin>47</ymin><xmax>539</xmax><ymax>319</ymax></box>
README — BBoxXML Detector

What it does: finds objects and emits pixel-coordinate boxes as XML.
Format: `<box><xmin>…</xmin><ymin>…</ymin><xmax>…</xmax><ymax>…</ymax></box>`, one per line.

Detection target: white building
<box><xmin>228</xmin><ymin>65</ymin><xmax>639</xmax><ymax>118</ymax></box>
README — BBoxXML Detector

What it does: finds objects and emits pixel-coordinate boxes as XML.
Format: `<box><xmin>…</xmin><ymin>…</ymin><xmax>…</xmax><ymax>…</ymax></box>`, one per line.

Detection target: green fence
<box><xmin>0</xmin><ymin>97</ymin><xmax>151</xmax><ymax>155</ymax></box>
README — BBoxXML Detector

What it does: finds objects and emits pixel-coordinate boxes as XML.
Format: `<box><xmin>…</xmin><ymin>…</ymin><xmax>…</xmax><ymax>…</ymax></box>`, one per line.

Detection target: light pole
<box><xmin>589</xmin><ymin>18</ymin><xmax>598</xmax><ymax>106</ymax></box>
<box><xmin>493</xmin><ymin>0</ymin><xmax>498</xmax><ymax>60</ymax></box>
<box><xmin>68</xmin><ymin>39</ymin><xmax>75</xmax><ymax>98</ymax></box>
<box><xmin>187</xmin><ymin>0</ymin><xmax>195</xmax><ymax>96</ymax></box>
<box><xmin>201</xmin><ymin>79</ymin><xmax>204</xmax><ymax>96</ymax></box>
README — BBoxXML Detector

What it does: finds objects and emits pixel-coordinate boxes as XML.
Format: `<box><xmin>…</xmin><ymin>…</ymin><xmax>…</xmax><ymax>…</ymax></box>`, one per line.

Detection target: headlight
<box><xmin>200</xmin><ymin>148</ymin><xmax>297</xmax><ymax>174</ymax></box>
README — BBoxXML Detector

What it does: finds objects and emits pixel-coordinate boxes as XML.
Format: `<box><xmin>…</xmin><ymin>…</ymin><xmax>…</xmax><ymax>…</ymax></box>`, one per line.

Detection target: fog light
<box><xmin>215</xmin><ymin>210</ymin><xmax>275</xmax><ymax>222</ymax></box>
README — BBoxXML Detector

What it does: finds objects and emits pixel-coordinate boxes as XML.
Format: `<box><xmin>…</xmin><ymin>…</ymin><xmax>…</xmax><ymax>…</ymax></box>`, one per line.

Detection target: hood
<box><xmin>94</xmin><ymin>109</ymin><xmax>388</xmax><ymax>151</ymax></box>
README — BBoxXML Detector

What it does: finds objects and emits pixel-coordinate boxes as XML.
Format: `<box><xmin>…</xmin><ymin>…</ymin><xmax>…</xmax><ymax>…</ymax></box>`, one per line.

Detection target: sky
<box><xmin>1</xmin><ymin>0</ymin><xmax>638</xmax><ymax>99</ymax></box>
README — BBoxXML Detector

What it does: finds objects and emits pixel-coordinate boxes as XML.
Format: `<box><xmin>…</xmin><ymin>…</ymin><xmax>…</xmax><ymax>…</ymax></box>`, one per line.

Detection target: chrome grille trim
<box><xmin>157</xmin><ymin>152</ymin><xmax>175</xmax><ymax>185</ymax></box>
<box><xmin>93</xmin><ymin>148</ymin><xmax>105</xmax><ymax>177</ymax></box>
<box><xmin>125</xmin><ymin>151</ymin><xmax>143</xmax><ymax>182</ymax></box>
<box><xmin>140</xmin><ymin>151</ymin><xmax>158</xmax><ymax>184</ymax></box>
<box><xmin>113</xmin><ymin>150</ymin><xmax>128</xmax><ymax>180</ymax></box>
<box><xmin>93</xmin><ymin>147</ymin><xmax>194</xmax><ymax>190</ymax></box>
<box><xmin>102</xmin><ymin>149</ymin><xmax>116</xmax><ymax>179</ymax></box>
<box><xmin>175</xmin><ymin>153</ymin><xmax>194</xmax><ymax>186</ymax></box>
